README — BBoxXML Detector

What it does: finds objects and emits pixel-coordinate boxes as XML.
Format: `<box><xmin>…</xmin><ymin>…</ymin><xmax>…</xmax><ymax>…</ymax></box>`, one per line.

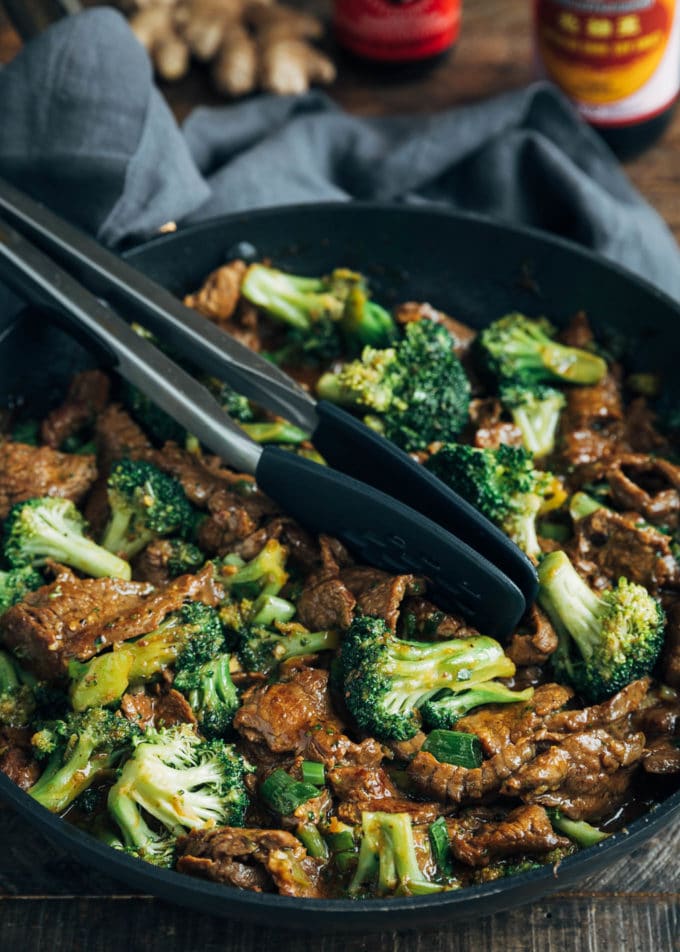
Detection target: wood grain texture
<box><xmin>1</xmin><ymin>0</ymin><xmax>680</xmax><ymax>946</ymax></box>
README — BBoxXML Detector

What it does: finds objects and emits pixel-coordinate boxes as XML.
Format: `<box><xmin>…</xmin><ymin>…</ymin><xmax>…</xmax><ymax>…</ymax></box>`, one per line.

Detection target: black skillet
<box><xmin>1</xmin><ymin>203</ymin><xmax>679</xmax><ymax>930</ymax></box>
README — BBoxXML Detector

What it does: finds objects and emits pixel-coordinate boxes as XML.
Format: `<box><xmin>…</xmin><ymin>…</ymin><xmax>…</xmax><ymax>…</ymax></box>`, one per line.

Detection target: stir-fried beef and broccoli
<box><xmin>0</xmin><ymin>258</ymin><xmax>679</xmax><ymax>901</ymax></box>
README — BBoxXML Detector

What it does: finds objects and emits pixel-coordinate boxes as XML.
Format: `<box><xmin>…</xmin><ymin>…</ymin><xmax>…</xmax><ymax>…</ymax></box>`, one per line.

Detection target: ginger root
<box><xmin>121</xmin><ymin>0</ymin><xmax>336</xmax><ymax>97</ymax></box>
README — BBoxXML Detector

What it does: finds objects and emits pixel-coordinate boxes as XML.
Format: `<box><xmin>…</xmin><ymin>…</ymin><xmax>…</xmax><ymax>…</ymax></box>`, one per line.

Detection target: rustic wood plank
<box><xmin>0</xmin><ymin>894</ymin><xmax>676</xmax><ymax>951</ymax></box>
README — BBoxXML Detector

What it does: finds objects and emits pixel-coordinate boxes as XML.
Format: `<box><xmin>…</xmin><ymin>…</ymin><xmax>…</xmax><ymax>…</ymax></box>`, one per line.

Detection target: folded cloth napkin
<box><xmin>1</xmin><ymin>6</ymin><xmax>680</xmax><ymax>301</ymax></box>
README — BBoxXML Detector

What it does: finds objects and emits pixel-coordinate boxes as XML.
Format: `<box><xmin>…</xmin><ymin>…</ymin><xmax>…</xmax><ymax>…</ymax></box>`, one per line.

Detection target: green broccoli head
<box><xmin>425</xmin><ymin>443</ymin><xmax>565</xmax><ymax>561</ymax></box>
<box><xmin>339</xmin><ymin>615</ymin><xmax>516</xmax><ymax>741</ymax></box>
<box><xmin>121</xmin><ymin>381</ymin><xmax>186</xmax><ymax>446</ymax></box>
<box><xmin>163</xmin><ymin>539</ymin><xmax>206</xmax><ymax>577</ymax></box>
<box><xmin>0</xmin><ymin>649</ymin><xmax>37</xmax><ymax>728</ymax></box>
<box><xmin>421</xmin><ymin>682</ymin><xmax>534</xmax><ymax>730</ymax></box>
<box><xmin>241</xmin><ymin>264</ymin><xmax>396</xmax><ymax>353</ymax></box>
<box><xmin>203</xmin><ymin>378</ymin><xmax>254</xmax><ymax>424</ymax></box>
<box><xmin>0</xmin><ymin>565</ymin><xmax>44</xmax><ymax>615</ymax></box>
<box><xmin>69</xmin><ymin>601</ymin><xmax>224</xmax><ymax>712</ymax></box>
<box><xmin>348</xmin><ymin>811</ymin><xmax>443</xmax><ymax>897</ymax></box>
<box><xmin>221</xmin><ymin>538</ymin><xmax>289</xmax><ymax>601</ymax></box>
<box><xmin>3</xmin><ymin>497</ymin><xmax>131</xmax><ymax>580</ymax></box>
<box><xmin>317</xmin><ymin>319</ymin><xmax>471</xmax><ymax>452</ymax></box>
<box><xmin>500</xmin><ymin>384</ymin><xmax>566</xmax><ymax>458</ymax></box>
<box><xmin>28</xmin><ymin>708</ymin><xmax>139</xmax><ymax>813</ymax></box>
<box><xmin>107</xmin><ymin>724</ymin><xmax>250</xmax><ymax>864</ymax></box>
<box><xmin>538</xmin><ymin>550</ymin><xmax>665</xmax><ymax>703</ymax></box>
<box><xmin>479</xmin><ymin>313</ymin><xmax>607</xmax><ymax>387</ymax></box>
<box><xmin>101</xmin><ymin>459</ymin><xmax>195</xmax><ymax>559</ymax></box>
<box><xmin>174</xmin><ymin>651</ymin><xmax>239</xmax><ymax>739</ymax></box>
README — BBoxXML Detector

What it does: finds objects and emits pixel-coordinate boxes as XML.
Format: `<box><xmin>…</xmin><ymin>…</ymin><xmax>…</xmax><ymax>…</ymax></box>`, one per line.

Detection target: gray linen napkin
<box><xmin>1</xmin><ymin>6</ymin><xmax>679</xmax><ymax>300</ymax></box>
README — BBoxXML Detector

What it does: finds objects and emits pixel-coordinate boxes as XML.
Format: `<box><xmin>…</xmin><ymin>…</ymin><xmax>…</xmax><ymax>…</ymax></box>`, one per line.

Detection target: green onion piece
<box><xmin>422</xmin><ymin>730</ymin><xmax>483</xmax><ymax>769</ymax></box>
<box><xmin>428</xmin><ymin>816</ymin><xmax>455</xmax><ymax>879</ymax></box>
<box><xmin>297</xmin><ymin>823</ymin><xmax>329</xmax><ymax>859</ymax></box>
<box><xmin>326</xmin><ymin>829</ymin><xmax>355</xmax><ymax>853</ymax></box>
<box><xmin>547</xmin><ymin>809</ymin><xmax>609</xmax><ymax>848</ymax></box>
<box><xmin>335</xmin><ymin>850</ymin><xmax>358</xmax><ymax>874</ymax></box>
<box><xmin>260</xmin><ymin>769</ymin><xmax>319</xmax><ymax>815</ymax></box>
<box><xmin>240</xmin><ymin>422</ymin><xmax>309</xmax><ymax>445</ymax></box>
<box><xmin>301</xmin><ymin>760</ymin><xmax>326</xmax><ymax>786</ymax></box>
<box><xmin>537</xmin><ymin>519</ymin><xmax>571</xmax><ymax>542</ymax></box>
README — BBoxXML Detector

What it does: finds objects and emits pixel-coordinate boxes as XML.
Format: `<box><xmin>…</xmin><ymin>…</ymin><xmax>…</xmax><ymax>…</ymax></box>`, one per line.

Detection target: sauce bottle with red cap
<box><xmin>534</xmin><ymin>0</ymin><xmax>680</xmax><ymax>158</ymax></box>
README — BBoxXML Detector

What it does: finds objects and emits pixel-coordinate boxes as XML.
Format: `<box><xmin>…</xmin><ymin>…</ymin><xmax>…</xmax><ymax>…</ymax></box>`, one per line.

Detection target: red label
<box><xmin>333</xmin><ymin>0</ymin><xmax>462</xmax><ymax>62</ymax></box>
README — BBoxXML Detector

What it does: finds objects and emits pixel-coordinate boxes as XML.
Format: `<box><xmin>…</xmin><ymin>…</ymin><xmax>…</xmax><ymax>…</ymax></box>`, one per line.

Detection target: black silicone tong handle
<box><xmin>0</xmin><ymin>215</ymin><xmax>526</xmax><ymax>638</ymax></box>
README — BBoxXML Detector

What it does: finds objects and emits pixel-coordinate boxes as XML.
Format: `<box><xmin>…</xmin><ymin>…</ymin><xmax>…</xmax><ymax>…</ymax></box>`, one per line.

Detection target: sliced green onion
<box><xmin>240</xmin><ymin>422</ymin><xmax>309</xmax><ymax>445</ymax></box>
<box><xmin>547</xmin><ymin>809</ymin><xmax>609</xmax><ymax>848</ymax></box>
<box><xmin>326</xmin><ymin>829</ymin><xmax>355</xmax><ymax>853</ymax></box>
<box><xmin>301</xmin><ymin>760</ymin><xmax>326</xmax><ymax>786</ymax></box>
<box><xmin>428</xmin><ymin>816</ymin><xmax>455</xmax><ymax>879</ymax></box>
<box><xmin>422</xmin><ymin>730</ymin><xmax>482</xmax><ymax>769</ymax></box>
<box><xmin>297</xmin><ymin>823</ymin><xmax>329</xmax><ymax>859</ymax></box>
<box><xmin>260</xmin><ymin>769</ymin><xmax>319</xmax><ymax>815</ymax></box>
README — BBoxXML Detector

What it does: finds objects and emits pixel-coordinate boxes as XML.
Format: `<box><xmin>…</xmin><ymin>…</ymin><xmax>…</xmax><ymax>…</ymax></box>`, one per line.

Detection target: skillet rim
<box><xmin>0</xmin><ymin>200</ymin><xmax>678</xmax><ymax>927</ymax></box>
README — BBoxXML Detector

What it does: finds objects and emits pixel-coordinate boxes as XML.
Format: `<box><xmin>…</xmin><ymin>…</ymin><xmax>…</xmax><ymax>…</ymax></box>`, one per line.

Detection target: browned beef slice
<box><xmin>559</xmin><ymin>311</ymin><xmax>594</xmax><ymax>349</ymax></box>
<box><xmin>624</xmin><ymin>398</ymin><xmax>672</xmax><ymax>456</ymax></box>
<box><xmin>662</xmin><ymin>601</ymin><xmax>680</xmax><ymax>689</ymax></box>
<box><xmin>446</xmin><ymin>805</ymin><xmax>570</xmax><ymax>868</ymax></box>
<box><xmin>148</xmin><ymin>443</ymin><xmax>254</xmax><ymax>507</ymax></box>
<box><xmin>41</xmin><ymin>370</ymin><xmax>111</xmax><ymax>449</ymax></box>
<box><xmin>558</xmin><ymin>371</ymin><xmax>629</xmax><ymax>470</ymax></box>
<box><xmin>94</xmin><ymin>404</ymin><xmax>152</xmax><ymax>473</ymax></box>
<box><xmin>339</xmin><ymin>566</ymin><xmax>392</xmax><ymax>599</ymax></box>
<box><xmin>643</xmin><ymin>738</ymin><xmax>680</xmax><ymax>774</ymax></box>
<box><xmin>570</xmin><ymin>507</ymin><xmax>680</xmax><ymax>592</ymax></box>
<box><xmin>337</xmin><ymin>797</ymin><xmax>441</xmax><ymax>825</ymax></box>
<box><xmin>394</xmin><ymin>301</ymin><xmax>477</xmax><ymax>357</ymax></box>
<box><xmin>385</xmin><ymin>731</ymin><xmax>426</xmax><ymax>761</ymax></box>
<box><xmin>231</xmin><ymin>517</ymin><xmax>319</xmax><ymax>570</ymax></box>
<box><xmin>506</xmin><ymin>606</ymin><xmax>558</xmax><ymax>667</ymax></box>
<box><xmin>176</xmin><ymin>827</ymin><xmax>325</xmax><ymax>897</ymax></box>
<box><xmin>455</xmin><ymin>683</ymin><xmax>574</xmax><ymax>757</ymax></box>
<box><xmin>502</xmin><ymin>728</ymin><xmax>645</xmax><ymax>821</ymax></box>
<box><xmin>234</xmin><ymin>666</ymin><xmax>382</xmax><ymax>768</ymax></box>
<box><xmin>120</xmin><ymin>692</ymin><xmax>155</xmax><ymax>729</ymax></box>
<box><xmin>0</xmin><ymin>727</ymin><xmax>40</xmax><ymax>790</ymax></box>
<box><xmin>132</xmin><ymin>539</ymin><xmax>176</xmax><ymax>587</ymax></box>
<box><xmin>536</xmin><ymin>679</ymin><xmax>649</xmax><ymax>738</ymax></box>
<box><xmin>327</xmin><ymin>765</ymin><xmax>398</xmax><ymax>802</ymax></box>
<box><xmin>0</xmin><ymin>565</ymin><xmax>223</xmax><ymax>679</ymax></box>
<box><xmin>153</xmin><ymin>687</ymin><xmax>197</xmax><ymax>728</ymax></box>
<box><xmin>398</xmin><ymin>597</ymin><xmax>481</xmax><ymax>640</ymax></box>
<box><xmin>356</xmin><ymin>574</ymin><xmax>426</xmax><ymax>631</ymax></box>
<box><xmin>297</xmin><ymin>577</ymin><xmax>356</xmax><ymax>631</ymax></box>
<box><xmin>0</xmin><ymin>442</ymin><xmax>97</xmax><ymax>519</ymax></box>
<box><xmin>407</xmin><ymin>740</ymin><xmax>537</xmax><ymax>804</ymax></box>
<box><xmin>183</xmin><ymin>260</ymin><xmax>247</xmax><ymax>323</ymax></box>
<box><xmin>606</xmin><ymin>454</ymin><xmax>680</xmax><ymax>528</ymax></box>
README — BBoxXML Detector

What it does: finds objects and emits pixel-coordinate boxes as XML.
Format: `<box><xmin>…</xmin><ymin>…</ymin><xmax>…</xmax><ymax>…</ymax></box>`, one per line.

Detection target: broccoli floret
<box><xmin>0</xmin><ymin>649</ymin><xmax>36</xmax><ymax>727</ymax></box>
<box><xmin>121</xmin><ymin>381</ymin><xmax>186</xmax><ymax>445</ymax></box>
<box><xmin>69</xmin><ymin>602</ymin><xmax>224</xmax><ymax>712</ymax></box>
<box><xmin>28</xmin><ymin>708</ymin><xmax>139</xmax><ymax>813</ymax></box>
<box><xmin>0</xmin><ymin>565</ymin><xmax>44</xmax><ymax>615</ymax></box>
<box><xmin>500</xmin><ymin>384</ymin><xmax>566</xmax><ymax>458</ymax></box>
<box><xmin>316</xmin><ymin>320</ymin><xmax>470</xmax><ymax>452</ymax></box>
<box><xmin>3</xmin><ymin>498</ymin><xmax>131</xmax><ymax>580</ymax></box>
<box><xmin>421</xmin><ymin>683</ymin><xmax>534</xmax><ymax>730</ymax></box>
<box><xmin>107</xmin><ymin>724</ymin><xmax>250</xmax><ymax>865</ymax></box>
<box><xmin>236</xmin><ymin>622</ymin><xmax>340</xmax><ymax>675</ymax></box>
<box><xmin>339</xmin><ymin>615</ymin><xmax>516</xmax><ymax>741</ymax></box>
<box><xmin>241</xmin><ymin>264</ymin><xmax>396</xmax><ymax>353</ymax></box>
<box><xmin>174</xmin><ymin>651</ymin><xmax>238</xmax><ymax>739</ymax></box>
<box><xmin>348</xmin><ymin>811</ymin><xmax>443</xmax><ymax>897</ymax></box>
<box><xmin>221</xmin><ymin>538</ymin><xmax>289</xmax><ymax>601</ymax></box>
<box><xmin>479</xmin><ymin>313</ymin><xmax>607</xmax><ymax>386</ymax></box>
<box><xmin>101</xmin><ymin>459</ymin><xmax>195</xmax><ymax>559</ymax></box>
<box><xmin>268</xmin><ymin>320</ymin><xmax>344</xmax><ymax>366</ymax></box>
<box><xmin>203</xmin><ymin>378</ymin><xmax>254</xmax><ymax>424</ymax></box>
<box><xmin>426</xmin><ymin>443</ymin><xmax>565</xmax><ymax>561</ymax></box>
<box><xmin>164</xmin><ymin>539</ymin><xmax>206</xmax><ymax>577</ymax></box>
<box><xmin>538</xmin><ymin>550</ymin><xmax>665</xmax><ymax>703</ymax></box>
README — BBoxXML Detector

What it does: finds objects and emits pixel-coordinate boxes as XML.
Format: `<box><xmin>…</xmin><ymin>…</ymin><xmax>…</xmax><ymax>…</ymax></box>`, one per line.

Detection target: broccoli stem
<box><xmin>29</xmin><ymin>741</ymin><xmax>114</xmax><ymax>813</ymax></box>
<box><xmin>538</xmin><ymin>551</ymin><xmax>603</xmax><ymax>662</ymax></box>
<box><xmin>297</xmin><ymin>823</ymin><xmax>329</xmax><ymax>859</ymax></box>
<box><xmin>349</xmin><ymin>812</ymin><xmax>443</xmax><ymax>897</ymax></box>
<box><xmin>548</xmin><ymin>809</ymin><xmax>609</xmax><ymax>847</ymax></box>
<box><xmin>240</xmin><ymin>422</ymin><xmax>309</xmax><ymax>445</ymax></box>
<box><xmin>385</xmin><ymin>636</ymin><xmax>515</xmax><ymax>688</ymax></box>
<box><xmin>569</xmin><ymin>492</ymin><xmax>606</xmax><ymax>521</ymax></box>
<box><xmin>250</xmin><ymin>594</ymin><xmax>296</xmax><ymax>625</ymax></box>
<box><xmin>241</xmin><ymin>265</ymin><xmax>341</xmax><ymax>329</ymax></box>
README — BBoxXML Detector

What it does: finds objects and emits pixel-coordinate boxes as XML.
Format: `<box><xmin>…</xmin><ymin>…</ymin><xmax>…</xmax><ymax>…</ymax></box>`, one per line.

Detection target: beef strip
<box><xmin>624</xmin><ymin>398</ymin><xmax>672</xmax><ymax>455</ymax></box>
<box><xmin>394</xmin><ymin>301</ymin><xmax>477</xmax><ymax>358</ymax></box>
<box><xmin>502</xmin><ymin>728</ymin><xmax>645</xmax><ymax>821</ymax></box>
<box><xmin>339</xmin><ymin>566</ymin><xmax>392</xmax><ymax>599</ymax></box>
<box><xmin>234</xmin><ymin>666</ymin><xmax>383</xmax><ymax>768</ymax></box>
<box><xmin>40</xmin><ymin>370</ymin><xmax>111</xmax><ymax>449</ymax></box>
<box><xmin>559</xmin><ymin>311</ymin><xmax>594</xmax><ymax>349</ymax></box>
<box><xmin>606</xmin><ymin>454</ymin><xmax>680</xmax><ymax>528</ymax></box>
<box><xmin>0</xmin><ymin>727</ymin><xmax>40</xmax><ymax>790</ymax></box>
<box><xmin>0</xmin><ymin>564</ymin><xmax>223</xmax><ymax>680</ymax></box>
<box><xmin>176</xmin><ymin>826</ymin><xmax>325</xmax><ymax>897</ymax></box>
<box><xmin>0</xmin><ymin>442</ymin><xmax>97</xmax><ymax>519</ymax></box>
<box><xmin>327</xmin><ymin>765</ymin><xmax>398</xmax><ymax>802</ymax></box>
<box><xmin>356</xmin><ymin>574</ymin><xmax>426</xmax><ymax>631</ymax></box>
<box><xmin>132</xmin><ymin>539</ymin><xmax>177</xmax><ymax>587</ymax></box>
<box><xmin>570</xmin><ymin>507</ymin><xmax>680</xmax><ymax>592</ymax></box>
<box><xmin>536</xmin><ymin>678</ymin><xmax>650</xmax><ymax>738</ymax></box>
<box><xmin>337</xmin><ymin>797</ymin><xmax>441</xmax><ymax>825</ymax></box>
<box><xmin>643</xmin><ymin>738</ymin><xmax>680</xmax><ymax>774</ymax></box>
<box><xmin>146</xmin><ymin>443</ymin><xmax>251</xmax><ymax>507</ymax></box>
<box><xmin>183</xmin><ymin>260</ymin><xmax>247</xmax><ymax>323</ymax></box>
<box><xmin>407</xmin><ymin>739</ymin><xmax>537</xmax><ymax>804</ymax></box>
<box><xmin>558</xmin><ymin>371</ymin><xmax>629</xmax><ymax>471</ymax></box>
<box><xmin>297</xmin><ymin>577</ymin><xmax>356</xmax><ymax>631</ymax></box>
<box><xmin>94</xmin><ymin>404</ymin><xmax>152</xmax><ymax>474</ymax></box>
<box><xmin>398</xmin><ymin>596</ymin><xmax>481</xmax><ymax>640</ymax></box>
<box><xmin>446</xmin><ymin>804</ymin><xmax>570</xmax><ymax>868</ymax></box>
<box><xmin>506</xmin><ymin>606</ymin><xmax>559</xmax><ymax>667</ymax></box>
<box><xmin>662</xmin><ymin>600</ymin><xmax>680</xmax><ymax>689</ymax></box>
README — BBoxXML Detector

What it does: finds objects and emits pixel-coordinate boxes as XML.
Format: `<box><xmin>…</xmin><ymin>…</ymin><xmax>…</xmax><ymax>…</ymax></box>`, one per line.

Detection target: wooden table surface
<box><xmin>1</xmin><ymin>1</ymin><xmax>679</xmax><ymax>949</ymax></box>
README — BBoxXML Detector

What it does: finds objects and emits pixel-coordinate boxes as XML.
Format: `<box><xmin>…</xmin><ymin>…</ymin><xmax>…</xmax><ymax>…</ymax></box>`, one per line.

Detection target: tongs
<box><xmin>0</xmin><ymin>179</ymin><xmax>536</xmax><ymax>637</ymax></box>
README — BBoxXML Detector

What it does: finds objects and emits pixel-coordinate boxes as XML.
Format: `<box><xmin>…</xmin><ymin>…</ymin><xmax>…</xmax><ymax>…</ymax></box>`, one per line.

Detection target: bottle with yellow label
<box><xmin>533</xmin><ymin>0</ymin><xmax>679</xmax><ymax>158</ymax></box>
